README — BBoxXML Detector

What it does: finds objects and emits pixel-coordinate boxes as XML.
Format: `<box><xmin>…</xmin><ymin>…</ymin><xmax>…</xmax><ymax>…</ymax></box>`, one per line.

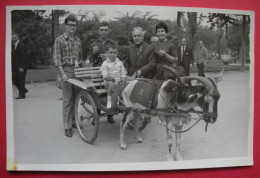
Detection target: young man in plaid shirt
<box><xmin>53</xmin><ymin>15</ymin><xmax>82</xmax><ymax>137</ymax></box>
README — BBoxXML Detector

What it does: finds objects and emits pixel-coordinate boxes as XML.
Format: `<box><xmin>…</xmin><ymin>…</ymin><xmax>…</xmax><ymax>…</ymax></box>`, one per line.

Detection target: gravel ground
<box><xmin>11</xmin><ymin>70</ymin><xmax>250</xmax><ymax>164</ymax></box>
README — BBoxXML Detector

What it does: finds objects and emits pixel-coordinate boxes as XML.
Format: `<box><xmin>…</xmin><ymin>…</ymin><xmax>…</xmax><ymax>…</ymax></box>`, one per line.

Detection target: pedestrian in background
<box><xmin>194</xmin><ymin>40</ymin><xmax>208</xmax><ymax>77</ymax></box>
<box><xmin>176</xmin><ymin>37</ymin><xmax>194</xmax><ymax>77</ymax></box>
<box><xmin>12</xmin><ymin>32</ymin><xmax>28</xmax><ymax>99</ymax></box>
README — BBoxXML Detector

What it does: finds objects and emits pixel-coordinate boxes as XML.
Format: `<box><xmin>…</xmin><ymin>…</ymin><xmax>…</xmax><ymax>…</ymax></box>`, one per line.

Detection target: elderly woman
<box><xmin>124</xmin><ymin>27</ymin><xmax>154</xmax><ymax>79</ymax></box>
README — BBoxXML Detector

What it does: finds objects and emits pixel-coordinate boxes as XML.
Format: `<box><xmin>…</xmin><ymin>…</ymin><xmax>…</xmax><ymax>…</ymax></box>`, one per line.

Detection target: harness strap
<box><xmin>205</xmin><ymin>122</ymin><xmax>209</xmax><ymax>132</ymax></box>
<box><xmin>204</xmin><ymin>112</ymin><xmax>218</xmax><ymax>118</ymax></box>
<box><xmin>206</xmin><ymin>77</ymin><xmax>220</xmax><ymax>97</ymax></box>
<box><xmin>159</xmin><ymin>116</ymin><xmax>204</xmax><ymax>133</ymax></box>
<box><xmin>147</xmin><ymin>80</ymin><xmax>158</xmax><ymax>110</ymax></box>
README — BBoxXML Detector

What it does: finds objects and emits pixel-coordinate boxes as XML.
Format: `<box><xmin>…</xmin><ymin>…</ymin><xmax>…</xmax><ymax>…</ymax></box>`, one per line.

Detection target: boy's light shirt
<box><xmin>100</xmin><ymin>57</ymin><xmax>127</xmax><ymax>83</ymax></box>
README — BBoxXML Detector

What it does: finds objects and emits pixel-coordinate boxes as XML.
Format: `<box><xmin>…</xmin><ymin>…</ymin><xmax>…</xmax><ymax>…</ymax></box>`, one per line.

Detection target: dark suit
<box><xmin>12</xmin><ymin>41</ymin><xmax>28</xmax><ymax>97</ymax></box>
<box><xmin>176</xmin><ymin>45</ymin><xmax>194</xmax><ymax>76</ymax></box>
<box><xmin>124</xmin><ymin>42</ymin><xmax>154</xmax><ymax>79</ymax></box>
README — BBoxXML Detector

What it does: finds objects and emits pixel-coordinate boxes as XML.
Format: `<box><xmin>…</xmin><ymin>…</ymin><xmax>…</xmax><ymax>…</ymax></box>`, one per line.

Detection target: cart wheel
<box><xmin>127</xmin><ymin>116</ymin><xmax>151</xmax><ymax>131</ymax></box>
<box><xmin>75</xmin><ymin>91</ymin><xmax>99</xmax><ymax>144</ymax></box>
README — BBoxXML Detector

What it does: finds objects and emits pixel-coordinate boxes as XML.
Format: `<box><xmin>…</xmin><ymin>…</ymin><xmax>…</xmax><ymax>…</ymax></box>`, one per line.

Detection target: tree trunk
<box><xmin>217</xmin><ymin>28</ymin><xmax>223</xmax><ymax>60</ymax></box>
<box><xmin>240</xmin><ymin>15</ymin><xmax>246</xmax><ymax>72</ymax></box>
<box><xmin>52</xmin><ymin>10</ymin><xmax>60</xmax><ymax>45</ymax></box>
<box><xmin>187</xmin><ymin>12</ymin><xmax>197</xmax><ymax>50</ymax></box>
<box><xmin>177</xmin><ymin>12</ymin><xmax>182</xmax><ymax>44</ymax></box>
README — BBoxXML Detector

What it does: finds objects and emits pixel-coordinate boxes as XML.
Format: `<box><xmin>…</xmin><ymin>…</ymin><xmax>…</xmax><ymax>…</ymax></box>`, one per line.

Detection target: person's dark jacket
<box><xmin>176</xmin><ymin>45</ymin><xmax>194</xmax><ymax>76</ymax></box>
<box><xmin>12</xmin><ymin>42</ymin><xmax>28</xmax><ymax>70</ymax></box>
<box><xmin>124</xmin><ymin>42</ymin><xmax>154</xmax><ymax>79</ymax></box>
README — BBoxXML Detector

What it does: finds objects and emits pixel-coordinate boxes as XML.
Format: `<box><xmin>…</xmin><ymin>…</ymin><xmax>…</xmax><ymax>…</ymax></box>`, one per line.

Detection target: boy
<box><xmin>100</xmin><ymin>42</ymin><xmax>127</xmax><ymax>123</ymax></box>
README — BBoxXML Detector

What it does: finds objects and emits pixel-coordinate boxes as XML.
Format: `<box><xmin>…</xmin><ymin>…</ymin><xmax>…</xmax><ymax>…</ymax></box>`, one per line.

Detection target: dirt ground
<box><xmin>11</xmin><ymin>71</ymin><xmax>250</xmax><ymax>164</ymax></box>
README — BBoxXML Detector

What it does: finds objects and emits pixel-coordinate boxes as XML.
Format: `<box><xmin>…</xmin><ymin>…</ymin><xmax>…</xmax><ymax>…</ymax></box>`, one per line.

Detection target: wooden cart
<box><xmin>67</xmin><ymin>66</ymin><xmax>150</xmax><ymax>144</ymax></box>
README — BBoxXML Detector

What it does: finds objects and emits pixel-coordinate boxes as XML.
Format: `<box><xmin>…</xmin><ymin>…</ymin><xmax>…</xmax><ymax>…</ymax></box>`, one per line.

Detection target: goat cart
<box><xmin>67</xmin><ymin>66</ymin><xmax>201</xmax><ymax>144</ymax></box>
<box><xmin>67</xmin><ymin>66</ymin><xmax>151</xmax><ymax>144</ymax></box>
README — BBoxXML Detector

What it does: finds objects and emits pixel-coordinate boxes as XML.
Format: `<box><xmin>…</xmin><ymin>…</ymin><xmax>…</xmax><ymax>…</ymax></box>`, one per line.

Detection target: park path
<box><xmin>12</xmin><ymin>71</ymin><xmax>250</xmax><ymax>164</ymax></box>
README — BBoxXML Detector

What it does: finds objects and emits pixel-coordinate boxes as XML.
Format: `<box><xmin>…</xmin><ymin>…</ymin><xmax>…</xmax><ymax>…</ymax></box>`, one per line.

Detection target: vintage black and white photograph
<box><xmin>6</xmin><ymin>5</ymin><xmax>254</xmax><ymax>171</ymax></box>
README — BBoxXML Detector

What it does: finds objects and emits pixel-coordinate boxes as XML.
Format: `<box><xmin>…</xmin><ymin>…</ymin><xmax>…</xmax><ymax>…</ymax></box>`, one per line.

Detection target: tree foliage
<box><xmin>75</xmin><ymin>11</ymin><xmax>177</xmax><ymax>60</ymax></box>
<box><xmin>12</xmin><ymin>10</ymin><xmax>52</xmax><ymax>67</ymax></box>
<box><xmin>11</xmin><ymin>10</ymin><xmax>250</xmax><ymax>67</ymax></box>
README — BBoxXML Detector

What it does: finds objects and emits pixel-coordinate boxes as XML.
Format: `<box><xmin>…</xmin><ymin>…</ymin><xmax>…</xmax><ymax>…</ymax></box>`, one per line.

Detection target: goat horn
<box><xmin>161</xmin><ymin>66</ymin><xmax>213</xmax><ymax>92</ymax></box>
<box><xmin>161</xmin><ymin>66</ymin><xmax>180</xmax><ymax>78</ymax></box>
<box><xmin>181</xmin><ymin>76</ymin><xmax>213</xmax><ymax>92</ymax></box>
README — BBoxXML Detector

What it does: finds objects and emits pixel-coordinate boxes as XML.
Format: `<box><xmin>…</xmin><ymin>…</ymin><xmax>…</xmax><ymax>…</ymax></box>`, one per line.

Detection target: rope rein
<box><xmin>153</xmin><ymin>81</ymin><xmax>207</xmax><ymax>133</ymax></box>
<box><xmin>118</xmin><ymin>78</ymin><xmax>219</xmax><ymax>133</ymax></box>
<box><xmin>158</xmin><ymin>111</ymin><xmax>205</xmax><ymax>133</ymax></box>
<box><xmin>154</xmin><ymin>80</ymin><xmax>178</xmax><ymax>112</ymax></box>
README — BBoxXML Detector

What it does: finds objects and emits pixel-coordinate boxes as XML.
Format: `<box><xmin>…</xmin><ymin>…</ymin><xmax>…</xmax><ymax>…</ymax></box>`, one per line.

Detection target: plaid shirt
<box><xmin>53</xmin><ymin>33</ymin><xmax>82</xmax><ymax>66</ymax></box>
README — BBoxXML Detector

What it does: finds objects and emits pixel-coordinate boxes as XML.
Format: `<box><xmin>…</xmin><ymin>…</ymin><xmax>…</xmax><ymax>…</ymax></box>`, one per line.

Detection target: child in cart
<box><xmin>100</xmin><ymin>42</ymin><xmax>127</xmax><ymax>121</ymax></box>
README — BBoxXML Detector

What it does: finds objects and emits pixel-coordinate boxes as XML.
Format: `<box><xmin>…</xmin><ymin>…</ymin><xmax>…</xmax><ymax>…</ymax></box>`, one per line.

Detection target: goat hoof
<box><xmin>136</xmin><ymin>137</ymin><xmax>143</xmax><ymax>143</ymax></box>
<box><xmin>120</xmin><ymin>143</ymin><xmax>127</xmax><ymax>150</ymax></box>
<box><xmin>175</xmin><ymin>154</ymin><xmax>183</xmax><ymax>161</ymax></box>
<box><xmin>167</xmin><ymin>155</ymin><xmax>174</xmax><ymax>161</ymax></box>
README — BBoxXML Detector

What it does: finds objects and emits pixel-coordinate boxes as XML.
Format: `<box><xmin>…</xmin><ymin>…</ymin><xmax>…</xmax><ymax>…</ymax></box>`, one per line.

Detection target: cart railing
<box><xmin>67</xmin><ymin>66</ymin><xmax>107</xmax><ymax>95</ymax></box>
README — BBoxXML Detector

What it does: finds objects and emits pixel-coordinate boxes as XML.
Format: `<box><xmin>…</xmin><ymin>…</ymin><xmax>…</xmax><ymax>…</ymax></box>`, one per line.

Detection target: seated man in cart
<box><xmin>100</xmin><ymin>42</ymin><xmax>127</xmax><ymax>123</ymax></box>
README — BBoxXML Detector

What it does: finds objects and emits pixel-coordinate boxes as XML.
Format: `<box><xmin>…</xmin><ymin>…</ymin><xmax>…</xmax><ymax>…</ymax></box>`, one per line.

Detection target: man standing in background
<box><xmin>194</xmin><ymin>40</ymin><xmax>208</xmax><ymax>77</ymax></box>
<box><xmin>53</xmin><ymin>15</ymin><xmax>82</xmax><ymax>137</ymax></box>
<box><xmin>88</xmin><ymin>22</ymin><xmax>116</xmax><ymax>67</ymax></box>
<box><xmin>12</xmin><ymin>32</ymin><xmax>28</xmax><ymax>99</ymax></box>
<box><xmin>176</xmin><ymin>37</ymin><xmax>194</xmax><ymax>76</ymax></box>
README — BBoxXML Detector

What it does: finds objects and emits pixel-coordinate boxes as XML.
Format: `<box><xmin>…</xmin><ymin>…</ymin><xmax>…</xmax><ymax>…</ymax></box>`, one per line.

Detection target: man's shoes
<box><xmin>107</xmin><ymin>115</ymin><xmax>115</xmax><ymax>124</ymax></box>
<box><xmin>72</xmin><ymin>123</ymin><xmax>77</xmax><ymax>129</ymax></box>
<box><xmin>16</xmin><ymin>95</ymin><xmax>25</xmax><ymax>99</ymax></box>
<box><xmin>65</xmin><ymin>129</ymin><xmax>73</xmax><ymax>137</ymax></box>
<box><xmin>106</xmin><ymin>108</ymin><xmax>116</xmax><ymax>115</ymax></box>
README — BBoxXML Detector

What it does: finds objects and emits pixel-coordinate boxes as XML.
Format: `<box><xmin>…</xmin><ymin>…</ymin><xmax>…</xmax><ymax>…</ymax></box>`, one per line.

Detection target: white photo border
<box><xmin>6</xmin><ymin>4</ymin><xmax>255</xmax><ymax>171</ymax></box>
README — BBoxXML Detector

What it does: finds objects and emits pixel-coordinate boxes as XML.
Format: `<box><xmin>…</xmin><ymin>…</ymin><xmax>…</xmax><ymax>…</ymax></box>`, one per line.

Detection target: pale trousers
<box><xmin>61</xmin><ymin>66</ymin><xmax>76</xmax><ymax>130</ymax></box>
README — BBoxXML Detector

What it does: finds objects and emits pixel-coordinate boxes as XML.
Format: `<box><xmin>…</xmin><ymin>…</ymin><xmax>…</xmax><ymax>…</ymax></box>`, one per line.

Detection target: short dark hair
<box><xmin>64</xmin><ymin>15</ymin><xmax>77</xmax><ymax>24</ymax></box>
<box><xmin>100</xmin><ymin>21</ymin><xmax>109</xmax><ymax>27</ymax></box>
<box><xmin>181</xmin><ymin>37</ymin><xmax>187</xmax><ymax>42</ymax></box>
<box><xmin>106</xmin><ymin>41</ymin><xmax>118</xmax><ymax>51</ymax></box>
<box><xmin>156</xmin><ymin>22</ymin><xmax>168</xmax><ymax>33</ymax></box>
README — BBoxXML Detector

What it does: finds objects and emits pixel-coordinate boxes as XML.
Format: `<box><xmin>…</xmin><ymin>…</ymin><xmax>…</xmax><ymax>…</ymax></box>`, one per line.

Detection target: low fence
<box><xmin>25</xmin><ymin>60</ymin><xmax>249</xmax><ymax>83</ymax></box>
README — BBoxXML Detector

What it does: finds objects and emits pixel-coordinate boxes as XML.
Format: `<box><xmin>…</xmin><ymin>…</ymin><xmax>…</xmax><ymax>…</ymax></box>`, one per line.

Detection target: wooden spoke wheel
<box><xmin>75</xmin><ymin>91</ymin><xmax>99</xmax><ymax>144</ymax></box>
